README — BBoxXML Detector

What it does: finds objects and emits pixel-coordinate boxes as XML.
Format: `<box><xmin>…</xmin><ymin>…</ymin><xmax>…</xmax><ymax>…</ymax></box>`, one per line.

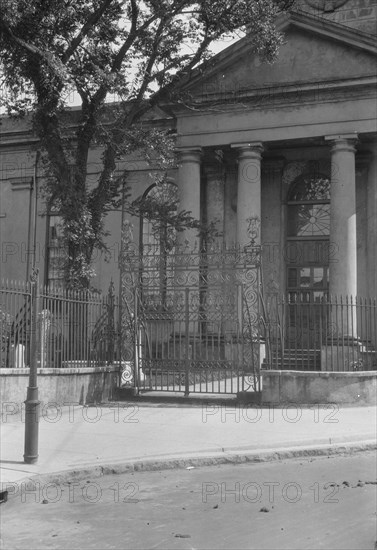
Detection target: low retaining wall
<box><xmin>0</xmin><ymin>366</ymin><xmax>119</xmax><ymax>408</ymax></box>
<box><xmin>262</xmin><ymin>370</ymin><xmax>377</xmax><ymax>405</ymax></box>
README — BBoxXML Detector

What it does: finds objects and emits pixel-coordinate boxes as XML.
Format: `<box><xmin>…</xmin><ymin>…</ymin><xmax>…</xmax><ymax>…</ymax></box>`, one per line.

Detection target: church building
<box><xmin>1</xmin><ymin>1</ymin><xmax>376</xmax><ymax>374</ymax></box>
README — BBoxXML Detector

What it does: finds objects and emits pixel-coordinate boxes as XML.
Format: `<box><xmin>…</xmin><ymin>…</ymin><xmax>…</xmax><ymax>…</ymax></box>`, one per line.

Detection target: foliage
<box><xmin>127</xmin><ymin>176</ymin><xmax>223</xmax><ymax>252</ymax></box>
<box><xmin>0</xmin><ymin>307</ymin><xmax>13</xmax><ymax>368</ymax></box>
<box><xmin>0</xmin><ymin>0</ymin><xmax>295</xmax><ymax>288</ymax></box>
<box><xmin>291</xmin><ymin>175</ymin><xmax>330</xmax><ymax>201</ymax></box>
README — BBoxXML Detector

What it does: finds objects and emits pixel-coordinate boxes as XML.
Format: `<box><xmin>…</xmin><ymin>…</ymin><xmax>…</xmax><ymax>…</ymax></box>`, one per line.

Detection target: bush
<box><xmin>0</xmin><ymin>307</ymin><xmax>13</xmax><ymax>368</ymax></box>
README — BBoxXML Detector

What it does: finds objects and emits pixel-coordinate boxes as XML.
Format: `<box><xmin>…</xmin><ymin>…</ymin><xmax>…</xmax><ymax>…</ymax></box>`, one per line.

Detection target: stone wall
<box><xmin>262</xmin><ymin>370</ymin><xmax>377</xmax><ymax>405</ymax></box>
<box><xmin>0</xmin><ymin>366</ymin><xmax>119</xmax><ymax>408</ymax></box>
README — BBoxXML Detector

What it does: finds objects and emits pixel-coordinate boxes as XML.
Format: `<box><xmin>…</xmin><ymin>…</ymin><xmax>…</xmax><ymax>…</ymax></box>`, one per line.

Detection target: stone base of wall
<box><xmin>0</xmin><ymin>366</ymin><xmax>119</xmax><ymax>409</ymax></box>
<box><xmin>262</xmin><ymin>370</ymin><xmax>377</xmax><ymax>405</ymax></box>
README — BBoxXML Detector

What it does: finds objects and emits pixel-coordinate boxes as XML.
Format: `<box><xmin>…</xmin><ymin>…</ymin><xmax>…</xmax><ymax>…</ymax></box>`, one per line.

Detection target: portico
<box><xmin>171</xmin><ymin>11</ymin><xmax>376</xmax><ymax>316</ymax></box>
<box><xmin>176</xmin><ymin>135</ymin><xmax>365</xmax><ymax>287</ymax></box>
<box><xmin>174</xmin><ymin>124</ymin><xmax>374</xmax><ymax>366</ymax></box>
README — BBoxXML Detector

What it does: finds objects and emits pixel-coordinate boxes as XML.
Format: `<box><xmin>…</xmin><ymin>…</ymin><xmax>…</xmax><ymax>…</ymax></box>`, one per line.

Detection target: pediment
<box><xmin>179</xmin><ymin>12</ymin><xmax>377</xmax><ymax>106</ymax></box>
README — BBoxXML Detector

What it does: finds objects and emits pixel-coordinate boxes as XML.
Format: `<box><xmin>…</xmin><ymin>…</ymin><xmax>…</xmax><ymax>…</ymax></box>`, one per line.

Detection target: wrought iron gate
<box><xmin>120</xmin><ymin>244</ymin><xmax>263</xmax><ymax>395</ymax></box>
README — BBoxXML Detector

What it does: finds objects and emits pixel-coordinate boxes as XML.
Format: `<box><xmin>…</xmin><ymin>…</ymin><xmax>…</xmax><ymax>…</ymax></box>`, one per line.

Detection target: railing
<box><xmin>0</xmin><ymin>277</ymin><xmax>119</xmax><ymax>369</ymax></box>
<box><xmin>2</xmin><ymin>271</ymin><xmax>376</xmax><ymax>375</ymax></box>
<box><xmin>0</xmin><ymin>280</ymin><xmax>32</xmax><ymax>368</ymax></box>
<box><xmin>263</xmin><ymin>294</ymin><xmax>377</xmax><ymax>372</ymax></box>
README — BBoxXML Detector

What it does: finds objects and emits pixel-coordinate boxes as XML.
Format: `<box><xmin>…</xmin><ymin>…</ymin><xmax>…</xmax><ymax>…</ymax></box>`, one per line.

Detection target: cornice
<box><xmin>0</xmin><ymin>109</ymin><xmax>174</xmax><ymax>148</ymax></box>
<box><xmin>173</xmin><ymin>76</ymin><xmax>377</xmax><ymax>117</ymax></box>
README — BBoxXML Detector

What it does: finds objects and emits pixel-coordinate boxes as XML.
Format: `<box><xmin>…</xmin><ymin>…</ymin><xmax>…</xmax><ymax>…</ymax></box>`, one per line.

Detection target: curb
<box><xmin>2</xmin><ymin>440</ymin><xmax>376</xmax><ymax>496</ymax></box>
<box><xmin>113</xmin><ymin>394</ymin><xmax>239</xmax><ymax>406</ymax></box>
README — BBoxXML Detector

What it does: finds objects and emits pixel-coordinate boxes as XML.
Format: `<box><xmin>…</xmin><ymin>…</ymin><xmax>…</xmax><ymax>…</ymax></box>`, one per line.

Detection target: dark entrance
<box><xmin>286</xmin><ymin>173</ymin><xmax>330</xmax><ymax>349</ymax></box>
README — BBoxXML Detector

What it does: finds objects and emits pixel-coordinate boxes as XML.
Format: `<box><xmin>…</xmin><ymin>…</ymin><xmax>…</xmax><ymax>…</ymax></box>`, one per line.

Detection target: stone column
<box><xmin>231</xmin><ymin>143</ymin><xmax>263</xmax><ymax>379</ymax></box>
<box><xmin>231</xmin><ymin>143</ymin><xmax>264</xmax><ymax>247</ymax></box>
<box><xmin>324</xmin><ymin>134</ymin><xmax>358</xmax><ymax>346</ymax></box>
<box><xmin>204</xmin><ymin>164</ymin><xmax>225</xmax><ymax>244</ymax></box>
<box><xmin>176</xmin><ymin>147</ymin><xmax>202</xmax><ymax>249</ymax></box>
<box><xmin>175</xmin><ymin>148</ymin><xmax>202</xmax><ymax>364</ymax></box>
<box><xmin>325</xmin><ymin>134</ymin><xmax>358</xmax><ymax>299</ymax></box>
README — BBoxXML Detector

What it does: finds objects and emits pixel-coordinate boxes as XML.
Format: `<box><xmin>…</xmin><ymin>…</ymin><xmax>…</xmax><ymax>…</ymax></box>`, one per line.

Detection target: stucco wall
<box><xmin>262</xmin><ymin>370</ymin><xmax>377</xmax><ymax>405</ymax></box>
<box><xmin>0</xmin><ymin>366</ymin><xmax>119</xmax><ymax>408</ymax></box>
<box><xmin>0</xmin><ymin>115</ymin><xmax>176</xmax><ymax>293</ymax></box>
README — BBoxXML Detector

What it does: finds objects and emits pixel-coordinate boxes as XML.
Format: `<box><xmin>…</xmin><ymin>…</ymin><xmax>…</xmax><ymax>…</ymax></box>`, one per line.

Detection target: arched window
<box><xmin>141</xmin><ymin>181</ymin><xmax>178</xmax><ymax>253</ymax></box>
<box><xmin>140</xmin><ymin>181</ymin><xmax>179</xmax><ymax>308</ymax></box>
<box><xmin>287</xmin><ymin>174</ymin><xmax>330</xmax><ymax>237</ymax></box>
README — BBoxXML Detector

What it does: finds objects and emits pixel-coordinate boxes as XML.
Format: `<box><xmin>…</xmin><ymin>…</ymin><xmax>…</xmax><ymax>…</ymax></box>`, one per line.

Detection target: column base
<box><xmin>321</xmin><ymin>338</ymin><xmax>365</xmax><ymax>372</ymax></box>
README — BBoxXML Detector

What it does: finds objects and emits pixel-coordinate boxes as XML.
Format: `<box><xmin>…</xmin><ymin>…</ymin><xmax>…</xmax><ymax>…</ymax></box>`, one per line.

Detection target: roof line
<box><xmin>180</xmin><ymin>9</ymin><xmax>377</xmax><ymax>91</ymax></box>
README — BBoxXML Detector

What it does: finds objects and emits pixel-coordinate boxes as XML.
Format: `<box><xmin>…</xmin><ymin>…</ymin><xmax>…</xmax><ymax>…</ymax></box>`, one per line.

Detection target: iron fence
<box><xmin>2</xmin><ymin>271</ymin><xmax>376</xmax><ymax>378</ymax></box>
<box><xmin>263</xmin><ymin>294</ymin><xmax>377</xmax><ymax>372</ymax></box>
<box><xmin>0</xmin><ymin>277</ymin><xmax>119</xmax><ymax>369</ymax></box>
<box><xmin>0</xmin><ymin>280</ymin><xmax>32</xmax><ymax>368</ymax></box>
<box><xmin>120</xmin><ymin>243</ymin><xmax>264</xmax><ymax>395</ymax></box>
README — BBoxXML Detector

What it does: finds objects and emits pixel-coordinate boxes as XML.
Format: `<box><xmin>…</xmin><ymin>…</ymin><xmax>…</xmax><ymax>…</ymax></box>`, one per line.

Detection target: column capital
<box><xmin>324</xmin><ymin>134</ymin><xmax>358</xmax><ymax>153</ymax></box>
<box><xmin>231</xmin><ymin>142</ymin><xmax>264</xmax><ymax>159</ymax></box>
<box><xmin>176</xmin><ymin>147</ymin><xmax>202</xmax><ymax>164</ymax></box>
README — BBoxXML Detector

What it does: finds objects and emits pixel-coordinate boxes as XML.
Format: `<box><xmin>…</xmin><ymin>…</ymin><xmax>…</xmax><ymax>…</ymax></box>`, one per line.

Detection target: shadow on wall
<box><xmin>85</xmin><ymin>367</ymin><xmax>117</xmax><ymax>404</ymax></box>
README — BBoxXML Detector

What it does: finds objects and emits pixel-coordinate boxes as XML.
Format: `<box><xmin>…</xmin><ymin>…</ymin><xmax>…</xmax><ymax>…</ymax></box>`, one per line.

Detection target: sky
<box><xmin>0</xmin><ymin>15</ymin><xmax>244</xmax><ymax>115</ymax></box>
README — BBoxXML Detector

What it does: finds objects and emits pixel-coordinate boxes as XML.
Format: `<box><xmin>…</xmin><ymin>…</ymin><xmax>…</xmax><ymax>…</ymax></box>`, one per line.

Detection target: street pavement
<box><xmin>1</xmin><ymin>396</ymin><xmax>376</xmax><ymax>487</ymax></box>
<box><xmin>1</xmin><ymin>452</ymin><xmax>376</xmax><ymax>549</ymax></box>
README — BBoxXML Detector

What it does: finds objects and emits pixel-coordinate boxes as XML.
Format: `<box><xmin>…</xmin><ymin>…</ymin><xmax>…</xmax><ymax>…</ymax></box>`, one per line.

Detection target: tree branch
<box><xmin>110</xmin><ymin>3</ymin><xmax>162</xmax><ymax>73</ymax></box>
<box><xmin>133</xmin><ymin>18</ymin><xmax>167</xmax><ymax>102</ymax></box>
<box><xmin>110</xmin><ymin>0</ymin><xmax>139</xmax><ymax>72</ymax></box>
<box><xmin>34</xmin><ymin>108</ymin><xmax>70</xmax><ymax>190</ymax></box>
<box><xmin>61</xmin><ymin>0</ymin><xmax>116</xmax><ymax>64</ymax></box>
<box><xmin>0</xmin><ymin>18</ymin><xmax>54</xmax><ymax>65</ymax></box>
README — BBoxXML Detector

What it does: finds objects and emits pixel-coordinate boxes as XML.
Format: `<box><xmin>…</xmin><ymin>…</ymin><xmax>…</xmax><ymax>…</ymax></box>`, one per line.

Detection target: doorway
<box><xmin>285</xmin><ymin>173</ymin><xmax>330</xmax><ymax>349</ymax></box>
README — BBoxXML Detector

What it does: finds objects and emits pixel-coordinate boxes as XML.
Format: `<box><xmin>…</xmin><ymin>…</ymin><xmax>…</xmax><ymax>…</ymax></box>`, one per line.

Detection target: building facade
<box><xmin>1</xmin><ymin>2</ymin><xmax>376</xmax><ymax>309</ymax></box>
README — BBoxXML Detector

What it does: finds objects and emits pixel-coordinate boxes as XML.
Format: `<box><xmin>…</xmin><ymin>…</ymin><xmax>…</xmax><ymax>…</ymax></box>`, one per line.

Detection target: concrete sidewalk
<box><xmin>1</xmin><ymin>398</ymin><xmax>376</xmax><ymax>487</ymax></box>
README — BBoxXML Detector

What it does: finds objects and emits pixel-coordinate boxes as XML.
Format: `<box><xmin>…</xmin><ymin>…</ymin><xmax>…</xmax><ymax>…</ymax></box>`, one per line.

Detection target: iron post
<box><xmin>184</xmin><ymin>287</ymin><xmax>190</xmax><ymax>397</ymax></box>
<box><xmin>24</xmin><ymin>268</ymin><xmax>40</xmax><ymax>464</ymax></box>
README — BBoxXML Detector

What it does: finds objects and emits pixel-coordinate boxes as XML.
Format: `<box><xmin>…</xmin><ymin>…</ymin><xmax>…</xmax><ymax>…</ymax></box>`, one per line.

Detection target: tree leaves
<box><xmin>0</xmin><ymin>0</ymin><xmax>294</xmax><ymax>288</ymax></box>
